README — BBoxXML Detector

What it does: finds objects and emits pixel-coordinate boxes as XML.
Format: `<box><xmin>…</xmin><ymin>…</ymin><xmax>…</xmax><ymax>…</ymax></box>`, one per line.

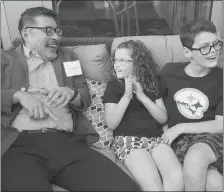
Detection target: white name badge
<box><xmin>63</xmin><ymin>60</ymin><xmax>83</xmax><ymax>77</ymax></box>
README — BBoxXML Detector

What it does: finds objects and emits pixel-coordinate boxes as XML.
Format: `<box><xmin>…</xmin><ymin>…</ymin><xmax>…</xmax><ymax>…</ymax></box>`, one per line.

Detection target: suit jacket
<box><xmin>1</xmin><ymin>44</ymin><xmax>99</xmax><ymax>156</ymax></box>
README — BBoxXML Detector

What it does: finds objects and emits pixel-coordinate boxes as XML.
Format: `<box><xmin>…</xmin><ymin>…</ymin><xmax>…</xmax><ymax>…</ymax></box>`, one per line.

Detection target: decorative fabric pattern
<box><xmin>112</xmin><ymin>136</ymin><xmax>164</xmax><ymax>163</ymax></box>
<box><xmin>83</xmin><ymin>78</ymin><xmax>114</xmax><ymax>148</ymax></box>
<box><xmin>173</xmin><ymin>133</ymin><xmax>223</xmax><ymax>173</ymax></box>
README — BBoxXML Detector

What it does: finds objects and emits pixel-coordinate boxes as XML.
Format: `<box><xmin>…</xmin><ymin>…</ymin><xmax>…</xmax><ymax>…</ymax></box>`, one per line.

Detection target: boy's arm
<box><xmin>162</xmin><ymin>116</ymin><xmax>223</xmax><ymax>145</ymax></box>
<box><xmin>177</xmin><ymin>115</ymin><xmax>223</xmax><ymax>134</ymax></box>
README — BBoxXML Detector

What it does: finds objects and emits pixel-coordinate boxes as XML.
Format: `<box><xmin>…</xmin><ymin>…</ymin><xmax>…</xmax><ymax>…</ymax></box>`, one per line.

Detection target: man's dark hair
<box><xmin>180</xmin><ymin>18</ymin><xmax>216</xmax><ymax>49</ymax></box>
<box><xmin>18</xmin><ymin>6</ymin><xmax>58</xmax><ymax>36</ymax></box>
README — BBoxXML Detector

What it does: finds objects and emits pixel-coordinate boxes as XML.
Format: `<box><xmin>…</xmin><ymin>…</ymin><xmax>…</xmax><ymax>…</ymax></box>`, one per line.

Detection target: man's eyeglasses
<box><xmin>190</xmin><ymin>40</ymin><xmax>223</xmax><ymax>55</ymax></box>
<box><xmin>24</xmin><ymin>27</ymin><xmax>62</xmax><ymax>36</ymax></box>
<box><xmin>111</xmin><ymin>57</ymin><xmax>133</xmax><ymax>66</ymax></box>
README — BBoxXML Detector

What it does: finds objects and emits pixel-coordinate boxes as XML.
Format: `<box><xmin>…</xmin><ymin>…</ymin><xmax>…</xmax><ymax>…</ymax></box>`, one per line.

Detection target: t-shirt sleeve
<box><xmin>103</xmin><ymin>81</ymin><xmax>120</xmax><ymax>104</ymax></box>
<box><xmin>159</xmin><ymin>63</ymin><xmax>177</xmax><ymax>110</ymax></box>
<box><xmin>144</xmin><ymin>78</ymin><xmax>162</xmax><ymax>101</ymax></box>
<box><xmin>157</xmin><ymin>75</ymin><xmax>163</xmax><ymax>100</ymax></box>
<box><xmin>155</xmin><ymin>90</ymin><xmax>162</xmax><ymax>100</ymax></box>
<box><xmin>216</xmin><ymin>84</ymin><xmax>223</xmax><ymax>116</ymax></box>
<box><xmin>215</xmin><ymin>69</ymin><xmax>223</xmax><ymax>116</ymax></box>
<box><xmin>144</xmin><ymin>91</ymin><xmax>160</xmax><ymax>102</ymax></box>
<box><xmin>159</xmin><ymin>66</ymin><xmax>168</xmax><ymax>99</ymax></box>
<box><xmin>216</xmin><ymin>97</ymin><xmax>223</xmax><ymax>116</ymax></box>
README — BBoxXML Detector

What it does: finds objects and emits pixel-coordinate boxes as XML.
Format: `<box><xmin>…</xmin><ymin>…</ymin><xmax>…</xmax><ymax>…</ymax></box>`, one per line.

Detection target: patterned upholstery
<box><xmin>83</xmin><ymin>78</ymin><xmax>114</xmax><ymax>148</ymax></box>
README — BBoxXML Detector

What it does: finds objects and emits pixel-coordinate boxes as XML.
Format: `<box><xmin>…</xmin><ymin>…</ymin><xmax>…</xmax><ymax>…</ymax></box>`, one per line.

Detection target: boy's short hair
<box><xmin>180</xmin><ymin>19</ymin><xmax>216</xmax><ymax>49</ymax></box>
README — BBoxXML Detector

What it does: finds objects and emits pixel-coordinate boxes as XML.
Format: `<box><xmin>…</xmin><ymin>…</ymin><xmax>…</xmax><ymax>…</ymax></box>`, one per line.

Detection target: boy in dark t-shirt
<box><xmin>160</xmin><ymin>19</ymin><xmax>223</xmax><ymax>191</ymax></box>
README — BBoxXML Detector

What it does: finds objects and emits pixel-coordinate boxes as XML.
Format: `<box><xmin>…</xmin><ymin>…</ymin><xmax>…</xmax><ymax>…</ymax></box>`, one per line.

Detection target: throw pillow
<box><xmin>111</xmin><ymin>35</ymin><xmax>189</xmax><ymax>70</ymax></box>
<box><xmin>68</xmin><ymin>44</ymin><xmax>111</xmax><ymax>81</ymax></box>
<box><xmin>83</xmin><ymin>78</ymin><xmax>114</xmax><ymax>148</ymax></box>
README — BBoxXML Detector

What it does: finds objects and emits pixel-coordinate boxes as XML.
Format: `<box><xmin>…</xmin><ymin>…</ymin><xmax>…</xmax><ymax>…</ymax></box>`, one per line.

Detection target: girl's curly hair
<box><xmin>110</xmin><ymin>40</ymin><xmax>160</xmax><ymax>96</ymax></box>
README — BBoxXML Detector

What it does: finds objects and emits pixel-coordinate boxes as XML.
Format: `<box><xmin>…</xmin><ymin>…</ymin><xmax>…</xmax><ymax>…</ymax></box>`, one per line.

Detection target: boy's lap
<box><xmin>172</xmin><ymin>133</ymin><xmax>223</xmax><ymax>174</ymax></box>
<box><xmin>210</xmin><ymin>156</ymin><xmax>223</xmax><ymax>175</ymax></box>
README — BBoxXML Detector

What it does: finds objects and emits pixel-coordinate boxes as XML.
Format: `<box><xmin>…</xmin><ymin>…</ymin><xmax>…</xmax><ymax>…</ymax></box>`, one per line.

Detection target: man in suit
<box><xmin>1</xmin><ymin>6</ymin><xmax>139</xmax><ymax>191</ymax></box>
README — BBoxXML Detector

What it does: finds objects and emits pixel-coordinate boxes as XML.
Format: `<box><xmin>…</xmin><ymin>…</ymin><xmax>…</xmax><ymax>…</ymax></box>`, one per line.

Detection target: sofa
<box><xmin>49</xmin><ymin>34</ymin><xmax>189</xmax><ymax>191</ymax></box>
<box><xmin>5</xmin><ymin>35</ymin><xmax>223</xmax><ymax>191</ymax></box>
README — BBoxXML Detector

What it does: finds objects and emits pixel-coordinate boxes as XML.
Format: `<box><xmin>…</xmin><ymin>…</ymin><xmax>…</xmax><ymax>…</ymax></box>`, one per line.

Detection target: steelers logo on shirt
<box><xmin>174</xmin><ymin>88</ymin><xmax>209</xmax><ymax>119</ymax></box>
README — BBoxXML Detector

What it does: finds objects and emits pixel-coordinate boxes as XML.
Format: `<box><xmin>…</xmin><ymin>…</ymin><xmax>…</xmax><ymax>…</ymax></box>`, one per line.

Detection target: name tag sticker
<box><xmin>63</xmin><ymin>60</ymin><xmax>83</xmax><ymax>77</ymax></box>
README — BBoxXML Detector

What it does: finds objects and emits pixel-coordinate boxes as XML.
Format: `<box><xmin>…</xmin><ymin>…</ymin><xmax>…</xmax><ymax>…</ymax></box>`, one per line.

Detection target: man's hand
<box><xmin>161</xmin><ymin>125</ymin><xmax>182</xmax><ymax>145</ymax></box>
<box><xmin>45</xmin><ymin>87</ymin><xmax>75</xmax><ymax>108</ymax></box>
<box><xmin>14</xmin><ymin>91</ymin><xmax>57</xmax><ymax>120</ymax></box>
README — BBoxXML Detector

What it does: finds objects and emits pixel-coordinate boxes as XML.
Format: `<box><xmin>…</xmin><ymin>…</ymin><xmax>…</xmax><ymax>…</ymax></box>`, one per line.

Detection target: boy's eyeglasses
<box><xmin>111</xmin><ymin>57</ymin><xmax>133</xmax><ymax>66</ymax></box>
<box><xmin>190</xmin><ymin>40</ymin><xmax>223</xmax><ymax>55</ymax></box>
<box><xmin>24</xmin><ymin>27</ymin><xmax>62</xmax><ymax>36</ymax></box>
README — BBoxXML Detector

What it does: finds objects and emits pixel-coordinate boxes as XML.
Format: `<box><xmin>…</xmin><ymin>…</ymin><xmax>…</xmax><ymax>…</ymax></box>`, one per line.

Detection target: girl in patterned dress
<box><xmin>103</xmin><ymin>40</ymin><xmax>183</xmax><ymax>191</ymax></box>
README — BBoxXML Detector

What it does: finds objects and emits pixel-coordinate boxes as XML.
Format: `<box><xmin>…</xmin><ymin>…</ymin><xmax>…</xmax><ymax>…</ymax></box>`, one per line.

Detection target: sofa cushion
<box><xmin>83</xmin><ymin>78</ymin><xmax>114</xmax><ymax>149</ymax></box>
<box><xmin>68</xmin><ymin>44</ymin><xmax>111</xmax><ymax>81</ymax></box>
<box><xmin>111</xmin><ymin>35</ymin><xmax>190</xmax><ymax>70</ymax></box>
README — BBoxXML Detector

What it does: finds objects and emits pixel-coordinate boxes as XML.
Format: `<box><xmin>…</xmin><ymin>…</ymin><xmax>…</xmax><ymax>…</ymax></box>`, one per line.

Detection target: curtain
<box><xmin>172</xmin><ymin>0</ymin><xmax>213</xmax><ymax>34</ymax></box>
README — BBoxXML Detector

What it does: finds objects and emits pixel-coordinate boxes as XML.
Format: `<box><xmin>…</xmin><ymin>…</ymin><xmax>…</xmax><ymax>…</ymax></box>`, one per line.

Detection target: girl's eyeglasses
<box><xmin>111</xmin><ymin>57</ymin><xmax>133</xmax><ymax>66</ymax></box>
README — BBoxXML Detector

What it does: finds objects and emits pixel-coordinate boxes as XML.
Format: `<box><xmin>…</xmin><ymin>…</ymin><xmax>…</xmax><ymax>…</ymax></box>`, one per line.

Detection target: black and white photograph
<box><xmin>1</xmin><ymin>0</ymin><xmax>223</xmax><ymax>191</ymax></box>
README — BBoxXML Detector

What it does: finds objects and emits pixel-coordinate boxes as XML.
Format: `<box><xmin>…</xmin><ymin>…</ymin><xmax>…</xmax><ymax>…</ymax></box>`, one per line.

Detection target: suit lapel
<box><xmin>14</xmin><ymin>45</ymin><xmax>28</xmax><ymax>74</ymax></box>
<box><xmin>14</xmin><ymin>46</ymin><xmax>74</xmax><ymax>88</ymax></box>
<box><xmin>51</xmin><ymin>55</ymin><xmax>65</xmax><ymax>87</ymax></box>
<box><xmin>52</xmin><ymin>49</ymin><xmax>73</xmax><ymax>87</ymax></box>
